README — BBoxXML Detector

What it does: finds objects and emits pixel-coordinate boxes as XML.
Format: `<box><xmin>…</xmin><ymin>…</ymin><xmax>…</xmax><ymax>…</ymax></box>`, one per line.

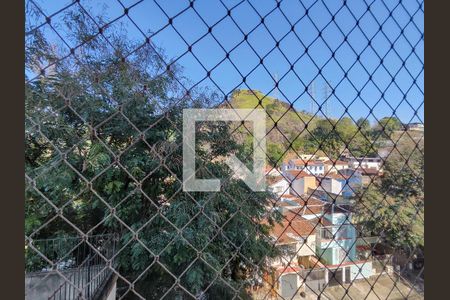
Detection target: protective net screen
<box><xmin>25</xmin><ymin>0</ymin><xmax>424</xmax><ymax>299</ymax></box>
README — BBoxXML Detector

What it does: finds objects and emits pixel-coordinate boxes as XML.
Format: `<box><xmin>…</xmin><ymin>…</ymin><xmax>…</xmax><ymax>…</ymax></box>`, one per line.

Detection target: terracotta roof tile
<box><xmin>267</xmin><ymin>175</ymin><xmax>287</xmax><ymax>186</ymax></box>
<box><xmin>323</xmin><ymin>173</ymin><xmax>351</xmax><ymax>180</ymax></box>
<box><xmin>286</xmin><ymin>170</ymin><xmax>312</xmax><ymax>179</ymax></box>
<box><xmin>270</xmin><ymin>218</ymin><xmax>317</xmax><ymax>243</ymax></box>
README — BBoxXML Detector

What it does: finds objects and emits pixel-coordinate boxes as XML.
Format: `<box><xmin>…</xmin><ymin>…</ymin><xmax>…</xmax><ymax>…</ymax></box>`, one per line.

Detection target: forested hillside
<box><xmin>225</xmin><ymin>89</ymin><xmax>416</xmax><ymax>165</ymax></box>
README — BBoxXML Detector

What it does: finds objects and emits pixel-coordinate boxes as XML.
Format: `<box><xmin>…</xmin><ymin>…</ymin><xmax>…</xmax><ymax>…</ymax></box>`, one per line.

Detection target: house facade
<box><xmin>283</xmin><ymin>159</ymin><xmax>325</xmax><ymax>176</ymax></box>
<box><xmin>267</xmin><ymin>176</ymin><xmax>290</xmax><ymax>197</ymax></box>
<box><xmin>315</xmin><ymin>207</ymin><xmax>373</xmax><ymax>283</ymax></box>
<box><xmin>406</xmin><ymin>122</ymin><xmax>424</xmax><ymax>131</ymax></box>
<box><xmin>290</xmin><ymin>176</ymin><xmax>317</xmax><ymax>197</ymax></box>
<box><xmin>347</xmin><ymin>157</ymin><xmax>382</xmax><ymax>171</ymax></box>
<box><xmin>318</xmin><ymin>172</ymin><xmax>363</xmax><ymax>198</ymax></box>
<box><xmin>264</xmin><ymin>156</ymin><xmax>378</xmax><ymax>298</ymax></box>
<box><xmin>323</xmin><ymin>159</ymin><xmax>349</xmax><ymax>174</ymax></box>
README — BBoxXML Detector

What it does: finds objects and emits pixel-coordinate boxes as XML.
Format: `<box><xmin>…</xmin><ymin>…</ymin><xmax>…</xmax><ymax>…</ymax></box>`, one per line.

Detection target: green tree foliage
<box><xmin>25</xmin><ymin>9</ymin><xmax>280</xmax><ymax>298</ymax></box>
<box><xmin>266</xmin><ymin>143</ymin><xmax>285</xmax><ymax>166</ymax></box>
<box><xmin>297</xmin><ymin>117</ymin><xmax>378</xmax><ymax>159</ymax></box>
<box><xmin>356</xmin><ymin>117</ymin><xmax>371</xmax><ymax>134</ymax></box>
<box><xmin>350</xmin><ymin>118</ymin><xmax>376</xmax><ymax>157</ymax></box>
<box><xmin>354</xmin><ymin>140</ymin><xmax>424</xmax><ymax>252</ymax></box>
<box><xmin>306</xmin><ymin>119</ymin><xmax>343</xmax><ymax>159</ymax></box>
<box><xmin>355</xmin><ymin>185</ymin><xmax>423</xmax><ymax>251</ymax></box>
<box><xmin>375</xmin><ymin>117</ymin><xmax>403</xmax><ymax>138</ymax></box>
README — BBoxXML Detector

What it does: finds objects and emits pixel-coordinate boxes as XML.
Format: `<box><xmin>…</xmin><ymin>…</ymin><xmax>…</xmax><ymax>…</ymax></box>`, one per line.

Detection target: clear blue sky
<box><xmin>28</xmin><ymin>0</ymin><xmax>424</xmax><ymax>124</ymax></box>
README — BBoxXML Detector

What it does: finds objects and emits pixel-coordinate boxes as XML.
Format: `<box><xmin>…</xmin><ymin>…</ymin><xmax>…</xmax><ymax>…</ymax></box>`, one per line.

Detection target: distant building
<box><xmin>265</xmin><ymin>166</ymin><xmax>282</xmax><ymax>177</ymax></box>
<box><xmin>347</xmin><ymin>156</ymin><xmax>382</xmax><ymax>171</ymax></box>
<box><xmin>284</xmin><ymin>170</ymin><xmax>308</xmax><ymax>181</ymax></box>
<box><xmin>319</xmin><ymin>172</ymin><xmax>362</xmax><ymax>198</ymax></box>
<box><xmin>406</xmin><ymin>122</ymin><xmax>424</xmax><ymax>131</ymax></box>
<box><xmin>282</xmin><ymin>158</ymin><xmax>325</xmax><ymax>176</ymax></box>
<box><xmin>264</xmin><ymin>160</ymin><xmax>378</xmax><ymax>298</ymax></box>
<box><xmin>315</xmin><ymin>205</ymin><xmax>374</xmax><ymax>283</ymax></box>
<box><xmin>290</xmin><ymin>175</ymin><xmax>318</xmax><ymax>197</ymax></box>
<box><xmin>267</xmin><ymin>199</ymin><xmax>327</xmax><ymax>298</ymax></box>
<box><xmin>340</xmin><ymin>167</ymin><xmax>382</xmax><ymax>186</ymax></box>
<box><xmin>267</xmin><ymin>176</ymin><xmax>290</xmax><ymax>196</ymax></box>
<box><xmin>323</xmin><ymin>159</ymin><xmax>349</xmax><ymax>174</ymax></box>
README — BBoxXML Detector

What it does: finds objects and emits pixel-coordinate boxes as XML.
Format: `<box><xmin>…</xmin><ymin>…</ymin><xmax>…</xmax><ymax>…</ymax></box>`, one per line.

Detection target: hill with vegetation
<box><xmin>222</xmin><ymin>89</ymin><xmax>379</xmax><ymax>165</ymax></box>
<box><xmin>223</xmin><ymin>89</ymin><xmax>317</xmax><ymax>143</ymax></box>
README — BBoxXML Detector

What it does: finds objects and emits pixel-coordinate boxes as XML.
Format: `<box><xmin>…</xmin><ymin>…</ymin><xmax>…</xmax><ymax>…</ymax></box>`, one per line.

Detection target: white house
<box><xmin>265</xmin><ymin>166</ymin><xmax>282</xmax><ymax>177</ymax></box>
<box><xmin>319</xmin><ymin>172</ymin><xmax>363</xmax><ymax>198</ymax></box>
<box><xmin>290</xmin><ymin>175</ymin><xmax>318</xmax><ymax>197</ymax></box>
<box><xmin>269</xmin><ymin>207</ymin><xmax>328</xmax><ymax>298</ymax></box>
<box><xmin>267</xmin><ymin>176</ymin><xmax>290</xmax><ymax>196</ymax></box>
<box><xmin>283</xmin><ymin>159</ymin><xmax>325</xmax><ymax>176</ymax></box>
<box><xmin>320</xmin><ymin>177</ymin><xmax>345</xmax><ymax>195</ymax></box>
<box><xmin>323</xmin><ymin>159</ymin><xmax>349</xmax><ymax>173</ymax></box>
<box><xmin>347</xmin><ymin>157</ymin><xmax>382</xmax><ymax>171</ymax></box>
<box><xmin>406</xmin><ymin>122</ymin><xmax>424</xmax><ymax>131</ymax></box>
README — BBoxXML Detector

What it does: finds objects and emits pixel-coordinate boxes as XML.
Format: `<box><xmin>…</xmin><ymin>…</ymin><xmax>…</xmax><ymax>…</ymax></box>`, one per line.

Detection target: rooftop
<box><xmin>289</xmin><ymin>159</ymin><xmax>325</xmax><ymax>166</ymax></box>
<box><xmin>286</xmin><ymin>170</ymin><xmax>314</xmax><ymax>179</ymax></box>
<box><xmin>323</xmin><ymin>159</ymin><xmax>348</xmax><ymax>166</ymax></box>
<box><xmin>267</xmin><ymin>175</ymin><xmax>287</xmax><ymax>186</ymax></box>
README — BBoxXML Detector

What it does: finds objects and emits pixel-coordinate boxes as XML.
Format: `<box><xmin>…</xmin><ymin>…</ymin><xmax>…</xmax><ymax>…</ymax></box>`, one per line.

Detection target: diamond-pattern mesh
<box><xmin>25</xmin><ymin>0</ymin><xmax>424</xmax><ymax>299</ymax></box>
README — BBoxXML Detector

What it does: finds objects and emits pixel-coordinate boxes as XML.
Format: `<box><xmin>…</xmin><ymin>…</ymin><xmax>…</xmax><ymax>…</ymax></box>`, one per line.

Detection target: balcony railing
<box><xmin>25</xmin><ymin>234</ymin><xmax>118</xmax><ymax>300</ymax></box>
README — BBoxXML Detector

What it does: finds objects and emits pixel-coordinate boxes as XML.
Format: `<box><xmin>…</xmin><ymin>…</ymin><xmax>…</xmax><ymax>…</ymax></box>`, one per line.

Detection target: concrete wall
<box><xmin>269</xmin><ymin>179</ymin><xmax>290</xmax><ymax>196</ymax></box>
<box><xmin>279</xmin><ymin>273</ymin><xmax>302</xmax><ymax>298</ymax></box>
<box><xmin>317</xmin><ymin>248</ymin><xmax>334</xmax><ymax>265</ymax></box>
<box><xmin>25</xmin><ymin>266</ymin><xmax>114</xmax><ymax>300</ymax></box>
<box><xmin>296</xmin><ymin>235</ymin><xmax>316</xmax><ymax>257</ymax></box>
<box><xmin>350</xmin><ymin>261</ymin><xmax>373</xmax><ymax>280</ymax></box>
<box><xmin>106</xmin><ymin>281</ymin><xmax>116</xmax><ymax>300</ymax></box>
<box><xmin>25</xmin><ymin>269</ymin><xmax>85</xmax><ymax>300</ymax></box>
<box><xmin>97</xmin><ymin>274</ymin><xmax>118</xmax><ymax>300</ymax></box>
<box><xmin>316</xmin><ymin>246</ymin><xmax>353</xmax><ymax>266</ymax></box>
<box><xmin>291</xmin><ymin>177</ymin><xmax>316</xmax><ymax>196</ymax></box>
<box><xmin>321</xmin><ymin>178</ymin><xmax>343</xmax><ymax>195</ymax></box>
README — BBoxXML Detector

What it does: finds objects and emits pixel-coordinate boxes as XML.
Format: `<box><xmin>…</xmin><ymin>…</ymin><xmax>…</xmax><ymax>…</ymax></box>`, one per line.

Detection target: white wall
<box><xmin>269</xmin><ymin>179</ymin><xmax>290</xmax><ymax>196</ymax></box>
<box><xmin>349</xmin><ymin>158</ymin><xmax>382</xmax><ymax>170</ymax></box>
<box><xmin>350</xmin><ymin>261</ymin><xmax>373</xmax><ymax>280</ymax></box>
<box><xmin>321</xmin><ymin>178</ymin><xmax>343</xmax><ymax>195</ymax></box>
<box><xmin>290</xmin><ymin>178</ymin><xmax>305</xmax><ymax>196</ymax></box>
<box><xmin>280</xmin><ymin>273</ymin><xmax>300</xmax><ymax>298</ymax></box>
<box><xmin>305</xmin><ymin>165</ymin><xmax>324</xmax><ymax>176</ymax></box>
<box><xmin>296</xmin><ymin>235</ymin><xmax>316</xmax><ymax>257</ymax></box>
